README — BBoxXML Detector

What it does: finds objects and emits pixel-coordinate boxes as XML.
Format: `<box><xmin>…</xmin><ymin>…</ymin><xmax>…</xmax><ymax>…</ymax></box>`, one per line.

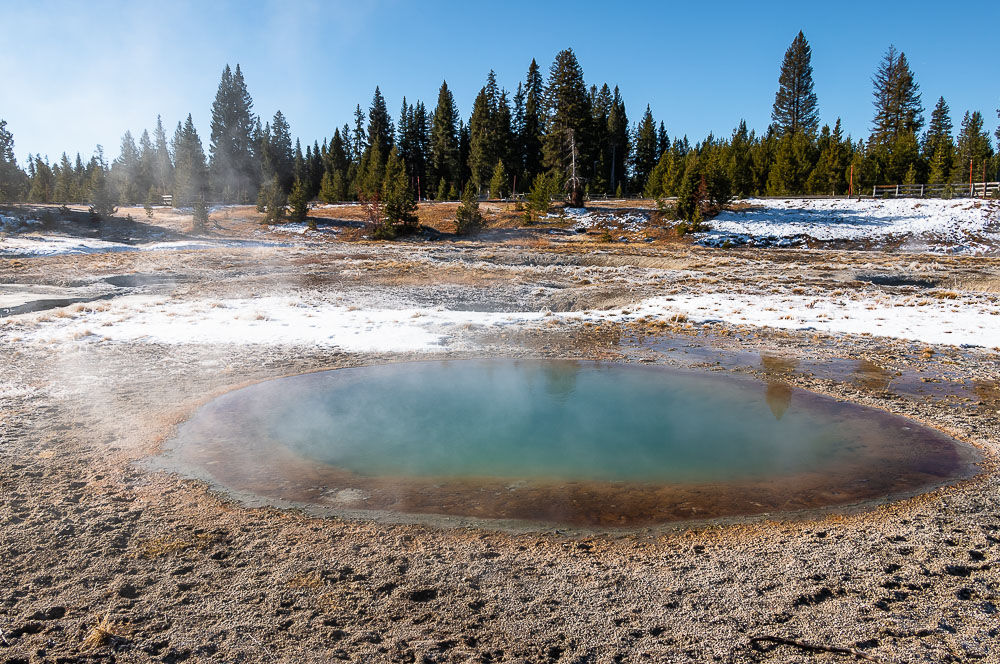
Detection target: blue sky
<box><xmin>3</xmin><ymin>0</ymin><xmax>998</xmax><ymax>164</ymax></box>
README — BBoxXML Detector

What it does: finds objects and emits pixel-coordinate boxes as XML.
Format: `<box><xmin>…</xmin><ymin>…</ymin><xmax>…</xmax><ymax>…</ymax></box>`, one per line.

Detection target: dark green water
<box><xmin>168</xmin><ymin>359</ymin><xmax>975</xmax><ymax>527</ymax></box>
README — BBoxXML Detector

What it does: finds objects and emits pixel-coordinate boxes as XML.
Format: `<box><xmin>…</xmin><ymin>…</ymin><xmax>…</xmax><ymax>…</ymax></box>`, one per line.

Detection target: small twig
<box><xmin>0</xmin><ymin>626</ymin><xmax>9</xmax><ymax>646</ymax></box>
<box><xmin>750</xmin><ymin>635</ymin><xmax>892</xmax><ymax>663</ymax></box>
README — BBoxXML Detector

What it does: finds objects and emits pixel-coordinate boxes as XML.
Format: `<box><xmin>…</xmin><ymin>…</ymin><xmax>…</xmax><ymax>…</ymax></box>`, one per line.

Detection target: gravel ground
<box><xmin>0</xmin><ymin>209</ymin><xmax>998</xmax><ymax>663</ymax></box>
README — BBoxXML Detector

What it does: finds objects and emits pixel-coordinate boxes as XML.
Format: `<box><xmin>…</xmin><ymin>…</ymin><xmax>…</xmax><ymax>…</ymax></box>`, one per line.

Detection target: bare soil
<box><xmin>0</xmin><ymin>203</ymin><xmax>998</xmax><ymax>663</ymax></box>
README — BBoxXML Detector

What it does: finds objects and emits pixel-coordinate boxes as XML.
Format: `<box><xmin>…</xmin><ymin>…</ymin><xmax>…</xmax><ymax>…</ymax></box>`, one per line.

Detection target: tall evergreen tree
<box><xmin>136</xmin><ymin>129</ymin><xmax>154</xmax><ymax>198</ymax></box>
<box><xmin>430</xmin><ymin>81</ymin><xmax>460</xmax><ymax>193</ymax></box>
<box><xmin>924</xmin><ymin>97</ymin><xmax>955</xmax><ymax>183</ymax></box>
<box><xmin>871</xmin><ymin>45</ymin><xmax>924</xmax><ymax>146</ymax></box>
<box><xmin>112</xmin><ymin>130</ymin><xmax>140</xmax><ymax>204</ymax></box>
<box><xmin>521</xmin><ymin>59</ymin><xmax>545</xmax><ymax>187</ymax></box>
<box><xmin>0</xmin><ymin>120</ymin><xmax>25</xmax><ymax>202</ymax></box>
<box><xmin>955</xmin><ymin>110</ymin><xmax>994</xmax><ymax>184</ymax></box>
<box><xmin>543</xmin><ymin>48</ymin><xmax>593</xmax><ymax>194</ymax></box>
<box><xmin>771</xmin><ymin>31</ymin><xmax>819</xmax><ymax>137</ymax></box>
<box><xmin>633</xmin><ymin>106</ymin><xmax>659</xmax><ymax>190</ymax></box>
<box><xmin>152</xmin><ymin>115</ymin><xmax>174</xmax><ymax>195</ymax></box>
<box><xmin>28</xmin><ymin>155</ymin><xmax>54</xmax><ymax>203</ymax></box>
<box><xmin>366</xmin><ymin>87</ymin><xmax>394</xmax><ymax>165</ymax></box>
<box><xmin>267</xmin><ymin>110</ymin><xmax>294</xmax><ymax>192</ymax></box>
<box><xmin>606</xmin><ymin>87</ymin><xmax>629</xmax><ymax>195</ymax></box>
<box><xmin>727</xmin><ymin>120</ymin><xmax>755</xmax><ymax>198</ymax></box>
<box><xmin>55</xmin><ymin>153</ymin><xmax>74</xmax><ymax>201</ymax></box>
<box><xmin>172</xmin><ymin>114</ymin><xmax>209</xmax><ymax>206</ymax></box>
<box><xmin>209</xmin><ymin>63</ymin><xmax>257</xmax><ymax>202</ymax></box>
<box><xmin>381</xmin><ymin>146</ymin><xmax>417</xmax><ymax>232</ymax></box>
<box><xmin>352</xmin><ymin>104</ymin><xmax>366</xmax><ymax>161</ymax></box>
<box><xmin>468</xmin><ymin>71</ymin><xmax>513</xmax><ymax>192</ymax></box>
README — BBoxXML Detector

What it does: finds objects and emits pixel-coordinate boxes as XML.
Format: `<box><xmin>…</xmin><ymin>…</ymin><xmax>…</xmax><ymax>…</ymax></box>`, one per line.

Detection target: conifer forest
<box><xmin>2</xmin><ymin>35</ymin><xmax>998</xmax><ymax>222</ymax></box>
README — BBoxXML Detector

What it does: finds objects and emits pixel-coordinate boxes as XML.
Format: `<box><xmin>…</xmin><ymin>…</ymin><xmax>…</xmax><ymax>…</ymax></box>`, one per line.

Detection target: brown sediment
<box><xmin>1</xmin><ymin>202</ymin><xmax>999</xmax><ymax>663</ymax></box>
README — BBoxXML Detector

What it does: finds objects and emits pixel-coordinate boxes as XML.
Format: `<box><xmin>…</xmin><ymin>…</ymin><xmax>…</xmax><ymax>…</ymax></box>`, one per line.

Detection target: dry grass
<box><xmin>288</xmin><ymin>571</ymin><xmax>327</xmax><ymax>589</ymax></box>
<box><xmin>81</xmin><ymin>611</ymin><xmax>123</xmax><ymax>650</ymax></box>
<box><xmin>136</xmin><ymin>532</ymin><xmax>216</xmax><ymax>558</ymax></box>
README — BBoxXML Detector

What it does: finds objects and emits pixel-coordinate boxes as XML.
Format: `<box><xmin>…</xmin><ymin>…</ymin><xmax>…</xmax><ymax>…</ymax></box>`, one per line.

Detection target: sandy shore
<box><xmin>1</xmin><ymin>205</ymin><xmax>998</xmax><ymax>663</ymax></box>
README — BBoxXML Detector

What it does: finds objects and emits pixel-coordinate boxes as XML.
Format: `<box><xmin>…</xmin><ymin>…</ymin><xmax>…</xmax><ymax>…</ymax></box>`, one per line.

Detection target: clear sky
<box><xmin>3</xmin><ymin>0</ymin><xmax>998</xmax><ymax>165</ymax></box>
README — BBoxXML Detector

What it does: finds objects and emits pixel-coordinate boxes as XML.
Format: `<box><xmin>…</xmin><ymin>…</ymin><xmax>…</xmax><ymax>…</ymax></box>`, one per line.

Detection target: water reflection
<box><xmin>852</xmin><ymin>360</ymin><xmax>893</xmax><ymax>392</ymax></box>
<box><xmin>543</xmin><ymin>360</ymin><xmax>580</xmax><ymax>402</ymax></box>
<box><xmin>760</xmin><ymin>354</ymin><xmax>798</xmax><ymax>421</ymax></box>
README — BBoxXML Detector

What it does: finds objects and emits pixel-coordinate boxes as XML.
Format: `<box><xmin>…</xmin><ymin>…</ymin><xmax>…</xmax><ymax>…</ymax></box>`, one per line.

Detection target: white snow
<box><xmin>0</xmin><ymin>235</ymin><xmax>281</xmax><ymax>258</ymax></box>
<box><xmin>1</xmin><ymin>215</ymin><xmax>42</xmax><ymax>233</ymax></box>
<box><xmin>550</xmin><ymin>207</ymin><xmax>649</xmax><ymax>232</ymax></box>
<box><xmin>16</xmin><ymin>295</ymin><xmax>555</xmax><ymax>352</ymax></box>
<box><xmin>0</xmin><ymin>381</ymin><xmax>39</xmax><ymax>400</ymax></box>
<box><xmin>701</xmin><ymin>198</ymin><xmax>1000</xmax><ymax>254</ymax></box>
<box><xmin>618</xmin><ymin>292</ymin><xmax>1000</xmax><ymax>348</ymax></box>
<box><xmin>10</xmin><ymin>286</ymin><xmax>1000</xmax><ymax>352</ymax></box>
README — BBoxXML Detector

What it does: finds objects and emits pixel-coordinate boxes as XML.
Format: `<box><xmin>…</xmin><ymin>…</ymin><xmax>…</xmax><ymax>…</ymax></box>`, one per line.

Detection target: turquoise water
<box><xmin>168</xmin><ymin>360</ymin><xmax>973</xmax><ymax>526</ymax></box>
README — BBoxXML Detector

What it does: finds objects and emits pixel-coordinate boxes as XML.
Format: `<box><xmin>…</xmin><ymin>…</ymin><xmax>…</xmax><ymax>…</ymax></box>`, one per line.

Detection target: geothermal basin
<box><xmin>164</xmin><ymin>359</ymin><xmax>979</xmax><ymax>528</ymax></box>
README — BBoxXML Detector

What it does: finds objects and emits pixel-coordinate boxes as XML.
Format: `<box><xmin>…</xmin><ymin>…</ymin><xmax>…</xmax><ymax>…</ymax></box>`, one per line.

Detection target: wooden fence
<box><xmin>871</xmin><ymin>182</ymin><xmax>1000</xmax><ymax>199</ymax></box>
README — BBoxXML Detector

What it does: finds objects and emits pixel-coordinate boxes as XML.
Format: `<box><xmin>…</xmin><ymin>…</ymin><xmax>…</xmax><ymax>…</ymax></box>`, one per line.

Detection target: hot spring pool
<box><xmin>164</xmin><ymin>359</ymin><xmax>978</xmax><ymax>528</ymax></box>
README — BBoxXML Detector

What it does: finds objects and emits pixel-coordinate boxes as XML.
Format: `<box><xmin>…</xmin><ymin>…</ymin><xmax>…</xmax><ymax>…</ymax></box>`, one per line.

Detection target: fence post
<box><xmin>873</xmin><ymin>186</ymin><xmax>877</xmax><ymax>198</ymax></box>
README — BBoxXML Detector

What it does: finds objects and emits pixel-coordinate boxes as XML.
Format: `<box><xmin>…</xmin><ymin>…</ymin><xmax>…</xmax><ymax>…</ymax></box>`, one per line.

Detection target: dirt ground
<box><xmin>0</xmin><ymin>203</ymin><xmax>998</xmax><ymax>663</ymax></box>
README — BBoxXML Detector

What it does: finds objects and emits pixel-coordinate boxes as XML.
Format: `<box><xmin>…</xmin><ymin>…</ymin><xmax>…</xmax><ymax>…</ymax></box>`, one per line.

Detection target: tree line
<box><xmin>1</xmin><ymin>37</ymin><xmax>998</xmax><ymax>223</ymax></box>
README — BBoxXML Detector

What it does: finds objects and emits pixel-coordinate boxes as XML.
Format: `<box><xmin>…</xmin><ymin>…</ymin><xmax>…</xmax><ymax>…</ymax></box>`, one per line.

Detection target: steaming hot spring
<box><xmin>158</xmin><ymin>359</ymin><xmax>979</xmax><ymax>529</ymax></box>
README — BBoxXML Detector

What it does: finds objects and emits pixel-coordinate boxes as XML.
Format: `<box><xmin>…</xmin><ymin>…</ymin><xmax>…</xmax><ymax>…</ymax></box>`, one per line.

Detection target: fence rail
<box><xmin>871</xmin><ymin>182</ymin><xmax>1000</xmax><ymax>199</ymax></box>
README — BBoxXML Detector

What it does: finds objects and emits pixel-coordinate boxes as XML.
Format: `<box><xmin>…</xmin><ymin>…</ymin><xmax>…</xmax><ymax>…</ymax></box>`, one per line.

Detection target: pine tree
<box><xmin>318</xmin><ymin>171</ymin><xmax>335</xmax><ymax>203</ymax></box>
<box><xmin>152</xmin><ymin>116</ymin><xmax>174</xmax><ymax>195</ymax></box>
<box><xmin>352</xmin><ymin>105</ymin><xmax>366</xmax><ymax>161</ymax></box>
<box><xmin>633</xmin><ymin>106</ymin><xmax>658</xmax><ymax>190</ymax></box>
<box><xmin>675</xmin><ymin>154</ymin><xmax>703</xmax><ymax>224</ymax></box>
<box><xmin>209</xmin><ymin>63</ymin><xmax>256</xmax><ymax>202</ymax></box>
<box><xmin>436</xmin><ymin>178</ymin><xmax>448</xmax><ymax>200</ymax></box>
<box><xmin>607</xmin><ymin>87</ymin><xmax>629</xmax><ymax>195</ymax></box>
<box><xmin>88</xmin><ymin>152</ymin><xmax>117</xmax><ymax>220</ymax></box>
<box><xmin>172</xmin><ymin>114</ymin><xmax>209</xmax><ymax>206</ymax></box>
<box><xmin>954</xmin><ymin>110</ymin><xmax>994</xmax><ymax>184</ymax></box>
<box><xmin>468</xmin><ymin>86</ymin><xmax>492</xmax><ymax>192</ymax></box>
<box><xmin>727</xmin><ymin>120</ymin><xmax>755</xmax><ymax>198</ymax></box>
<box><xmin>771</xmin><ymin>31</ymin><xmax>819</xmax><ymax>137</ymax></box>
<box><xmin>288</xmin><ymin>177</ymin><xmax>309</xmax><ymax>223</ymax></box>
<box><xmin>924</xmin><ymin>97</ymin><xmax>953</xmax><ymax>156</ymax></box>
<box><xmin>468</xmin><ymin>71</ymin><xmax>513</xmax><ymax>193</ymax></box>
<box><xmin>136</xmin><ymin>130</ymin><xmax>154</xmax><ymax>199</ymax></box>
<box><xmin>257</xmin><ymin>174</ymin><xmax>286</xmax><ymax>222</ymax></box>
<box><xmin>28</xmin><ymin>155</ymin><xmax>54</xmax><ymax>203</ymax></box>
<box><xmin>766</xmin><ymin>132</ymin><xmax>814</xmax><ymax>194</ymax></box>
<box><xmin>0</xmin><ymin>119</ymin><xmax>21</xmax><ymax>203</ymax></box>
<box><xmin>192</xmin><ymin>197</ymin><xmax>209</xmax><ymax>231</ymax></box>
<box><xmin>268</xmin><ymin>110</ymin><xmax>294</xmax><ymax>192</ymax></box>
<box><xmin>367</xmin><ymin>87</ymin><xmax>394</xmax><ymax>165</ymax></box>
<box><xmin>589</xmin><ymin>83</ymin><xmax>612</xmax><ymax>195</ymax></box>
<box><xmin>871</xmin><ymin>45</ymin><xmax>924</xmax><ymax>146</ymax></box>
<box><xmin>55</xmin><ymin>153</ymin><xmax>74</xmax><ymax>202</ymax></box>
<box><xmin>381</xmin><ymin>146</ymin><xmax>417</xmax><ymax>234</ymax></box>
<box><xmin>430</xmin><ymin>81</ymin><xmax>460</xmax><ymax>191</ymax></box>
<box><xmin>454</xmin><ymin>180</ymin><xmax>483</xmax><ymax>235</ymax></box>
<box><xmin>521</xmin><ymin>59</ymin><xmax>545</xmax><ymax>187</ymax></box>
<box><xmin>112</xmin><ymin>130</ymin><xmax>140</xmax><ymax>204</ymax></box>
<box><xmin>489</xmin><ymin>159</ymin><xmax>508</xmax><ymax>198</ymax></box>
<box><xmin>543</xmin><ymin>49</ymin><xmax>593</xmax><ymax>186</ymax></box>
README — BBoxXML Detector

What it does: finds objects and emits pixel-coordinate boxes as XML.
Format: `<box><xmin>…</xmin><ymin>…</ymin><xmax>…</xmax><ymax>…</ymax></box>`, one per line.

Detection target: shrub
<box><xmin>454</xmin><ymin>183</ymin><xmax>483</xmax><ymax>235</ymax></box>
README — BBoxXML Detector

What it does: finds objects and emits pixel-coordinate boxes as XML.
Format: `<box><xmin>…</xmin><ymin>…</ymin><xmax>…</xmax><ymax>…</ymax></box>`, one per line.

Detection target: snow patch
<box><xmin>699</xmin><ymin>198</ymin><xmax>1000</xmax><ymax>254</ymax></box>
<box><xmin>548</xmin><ymin>207</ymin><xmax>650</xmax><ymax>233</ymax></box>
<box><xmin>0</xmin><ymin>235</ymin><xmax>283</xmax><ymax>258</ymax></box>
<box><xmin>621</xmin><ymin>293</ymin><xmax>1000</xmax><ymax>348</ymax></box>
